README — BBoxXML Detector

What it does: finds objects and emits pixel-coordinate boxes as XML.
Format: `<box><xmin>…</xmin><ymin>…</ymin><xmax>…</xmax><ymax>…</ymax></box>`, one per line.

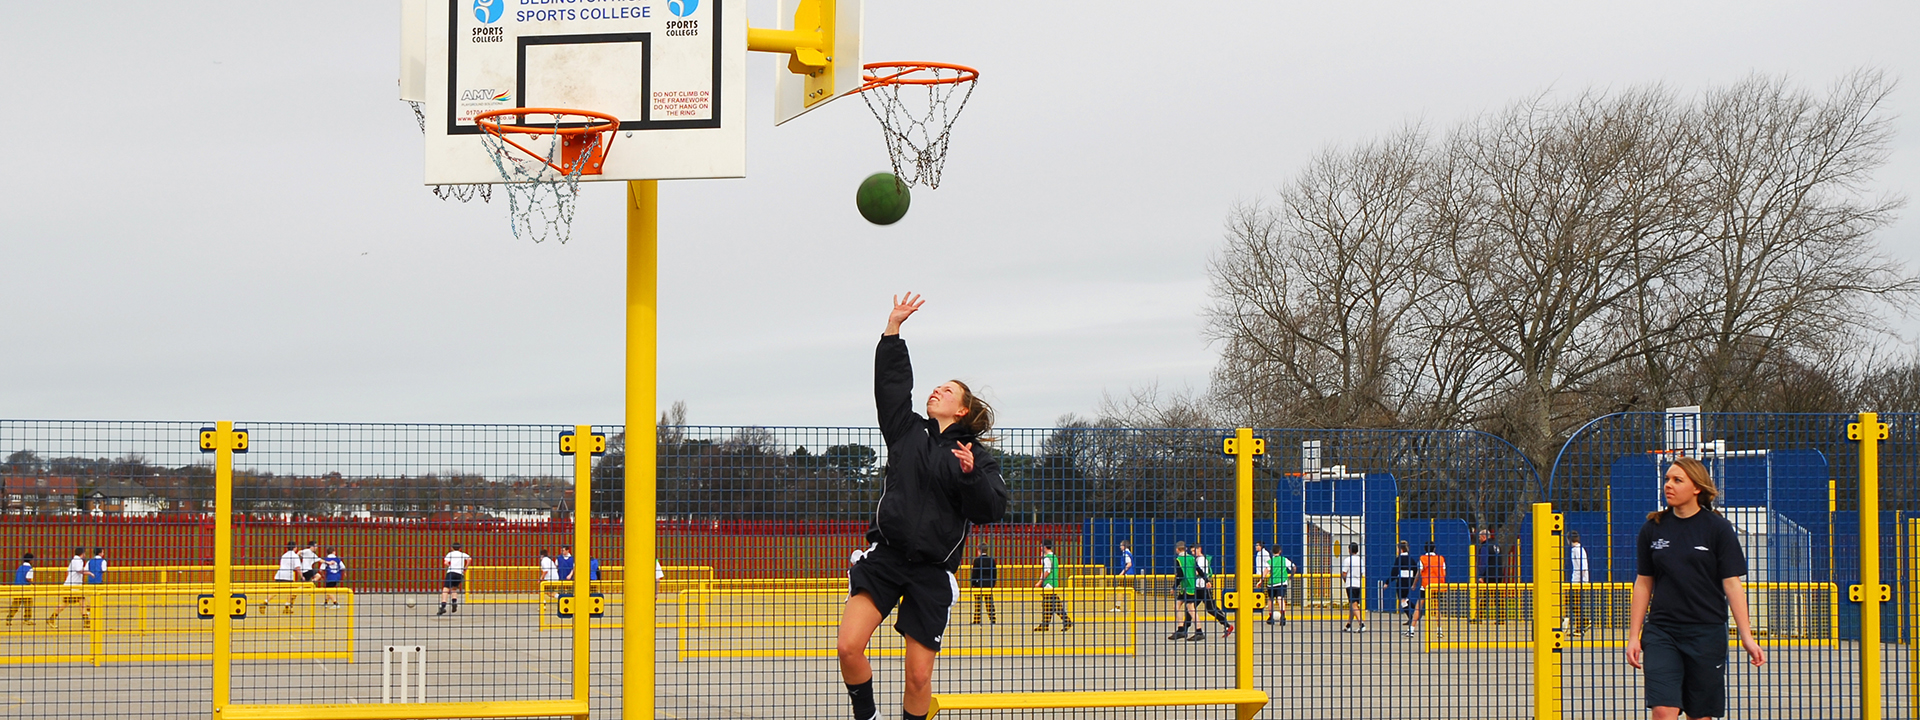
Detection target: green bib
<box><xmin>1175</xmin><ymin>555</ymin><xmax>1198</xmax><ymax>593</ymax></box>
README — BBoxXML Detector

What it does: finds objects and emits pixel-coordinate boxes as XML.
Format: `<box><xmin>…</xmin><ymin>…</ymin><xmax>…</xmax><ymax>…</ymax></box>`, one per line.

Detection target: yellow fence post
<box><xmin>1219</xmin><ymin>428</ymin><xmax>1268</xmax><ymax>720</ymax></box>
<box><xmin>1228</xmin><ymin>429</ymin><xmax>1259</xmax><ymax>696</ymax></box>
<box><xmin>1851</xmin><ymin>412</ymin><xmax>1888</xmax><ymax>720</ymax></box>
<box><xmin>1531</xmin><ymin>502</ymin><xmax>1564</xmax><ymax>720</ymax></box>
<box><xmin>561</xmin><ymin>426</ymin><xmax>603</xmax><ymax>718</ymax></box>
<box><xmin>202</xmin><ymin>421</ymin><xmax>246</xmax><ymax>720</ymax></box>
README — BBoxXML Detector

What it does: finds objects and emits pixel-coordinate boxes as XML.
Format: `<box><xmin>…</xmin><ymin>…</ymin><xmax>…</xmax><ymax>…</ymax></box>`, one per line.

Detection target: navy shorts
<box><xmin>1642</xmin><ymin>621</ymin><xmax>1728</xmax><ymax>717</ymax></box>
<box><xmin>1266</xmin><ymin>583</ymin><xmax>1288</xmax><ymax>600</ymax></box>
<box><xmin>848</xmin><ymin>544</ymin><xmax>958</xmax><ymax>652</ymax></box>
<box><xmin>444</xmin><ymin>572</ymin><xmax>465</xmax><ymax>588</ymax></box>
<box><xmin>1346</xmin><ymin>587</ymin><xmax>1363</xmax><ymax>604</ymax></box>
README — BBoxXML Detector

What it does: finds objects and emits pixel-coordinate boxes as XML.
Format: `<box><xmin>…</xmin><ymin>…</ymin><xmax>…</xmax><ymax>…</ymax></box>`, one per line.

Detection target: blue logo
<box><xmin>669</xmin><ymin>0</ymin><xmax>699</xmax><ymax>18</ymax></box>
<box><xmin>473</xmin><ymin>0</ymin><xmax>504</xmax><ymax>24</ymax></box>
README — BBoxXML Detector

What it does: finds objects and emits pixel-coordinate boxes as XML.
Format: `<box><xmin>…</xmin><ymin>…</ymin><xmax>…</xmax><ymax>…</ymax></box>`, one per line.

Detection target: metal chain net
<box><xmin>408</xmin><ymin>101</ymin><xmax>493</xmax><ymax>204</ymax></box>
<box><xmin>478</xmin><ymin>115</ymin><xmax>606</xmax><ymax>245</ymax></box>
<box><xmin>860</xmin><ymin>70</ymin><xmax>975</xmax><ymax>189</ymax></box>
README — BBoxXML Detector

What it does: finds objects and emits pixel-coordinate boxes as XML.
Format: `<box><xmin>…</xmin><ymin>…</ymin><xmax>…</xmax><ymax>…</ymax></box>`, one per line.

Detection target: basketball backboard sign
<box><xmin>771</xmin><ymin>0</ymin><xmax>862</xmax><ymax>126</ymax></box>
<box><xmin>415</xmin><ymin>0</ymin><xmax>745</xmax><ymax>185</ymax></box>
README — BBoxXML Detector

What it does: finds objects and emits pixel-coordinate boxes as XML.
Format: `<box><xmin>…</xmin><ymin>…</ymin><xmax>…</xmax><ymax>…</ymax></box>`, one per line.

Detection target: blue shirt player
<box><xmin>86</xmin><ymin>548</ymin><xmax>105</xmax><ymax>584</ymax></box>
<box><xmin>557</xmin><ymin>548</ymin><xmax>577</xmax><ymax>581</ymax></box>
<box><xmin>7</xmin><ymin>553</ymin><xmax>34</xmax><ymax>626</ymax></box>
<box><xmin>1113</xmin><ymin>540</ymin><xmax>1134</xmax><ymax>611</ymax></box>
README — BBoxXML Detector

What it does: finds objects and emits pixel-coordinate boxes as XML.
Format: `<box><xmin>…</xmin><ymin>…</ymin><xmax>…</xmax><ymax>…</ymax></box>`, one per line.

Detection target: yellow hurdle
<box><xmin>0</xmin><ymin>583</ymin><xmax>354</xmax><ymax>666</ymax></box>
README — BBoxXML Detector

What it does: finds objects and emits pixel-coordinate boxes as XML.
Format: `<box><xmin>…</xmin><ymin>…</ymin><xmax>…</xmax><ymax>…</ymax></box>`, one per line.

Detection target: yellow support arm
<box><xmin>746</xmin><ymin>0</ymin><xmax>834</xmax><ymax>73</ymax></box>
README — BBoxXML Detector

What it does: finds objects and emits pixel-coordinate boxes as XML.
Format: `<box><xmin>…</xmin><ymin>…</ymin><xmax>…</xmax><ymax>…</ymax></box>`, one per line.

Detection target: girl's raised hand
<box><xmin>885</xmin><ymin>293</ymin><xmax>924</xmax><ymax>335</ymax></box>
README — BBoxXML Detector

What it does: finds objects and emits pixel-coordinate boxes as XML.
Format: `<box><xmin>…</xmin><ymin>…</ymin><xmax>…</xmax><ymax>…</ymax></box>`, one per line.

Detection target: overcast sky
<box><xmin>4</xmin><ymin>1</ymin><xmax>1917</xmax><ymax>431</ymax></box>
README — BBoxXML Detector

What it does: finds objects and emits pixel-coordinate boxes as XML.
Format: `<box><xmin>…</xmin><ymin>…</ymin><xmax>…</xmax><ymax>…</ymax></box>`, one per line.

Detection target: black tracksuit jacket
<box><xmin>866</xmin><ymin>334</ymin><xmax>1011</xmax><ymax>572</ymax></box>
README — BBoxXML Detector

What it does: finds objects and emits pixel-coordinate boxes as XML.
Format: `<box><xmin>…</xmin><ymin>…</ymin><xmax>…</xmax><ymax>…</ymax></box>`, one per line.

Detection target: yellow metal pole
<box><xmin>1604</xmin><ymin>485</ymin><xmax>1613</xmax><ymax>584</ymax></box>
<box><xmin>1232</xmin><ymin>428</ymin><xmax>1255</xmax><ymax>693</ymax></box>
<box><xmin>1469</xmin><ymin>544</ymin><xmax>1478</xmax><ymax>620</ymax></box>
<box><xmin>571</xmin><ymin>425</ymin><xmax>593</xmax><ymax>715</ymax></box>
<box><xmin>625</xmin><ymin>180</ymin><xmax>659</xmax><ymax>720</ymax></box>
<box><xmin>1531</xmin><ymin>502</ymin><xmax>1563</xmax><ymax>720</ymax></box>
<box><xmin>1855</xmin><ymin>412</ymin><xmax>1886</xmax><ymax>720</ymax></box>
<box><xmin>212</xmin><ymin>420</ymin><xmax>234</xmax><ymax>720</ymax></box>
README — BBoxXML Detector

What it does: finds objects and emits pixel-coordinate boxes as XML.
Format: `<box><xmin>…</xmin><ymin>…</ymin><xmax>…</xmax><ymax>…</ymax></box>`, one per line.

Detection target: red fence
<box><xmin>0</xmin><ymin>516</ymin><xmax>1080</xmax><ymax>590</ymax></box>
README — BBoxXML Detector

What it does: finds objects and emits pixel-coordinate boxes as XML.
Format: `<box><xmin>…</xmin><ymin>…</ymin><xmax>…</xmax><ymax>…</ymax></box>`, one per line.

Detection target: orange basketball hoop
<box><xmin>858</xmin><ymin>62</ymin><xmax>977</xmax><ymax>189</ymax></box>
<box><xmin>472</xmin><ymin>108</ymin><xmax>620</xmax><ymax>176</ymax></box>
<box><xmin>858</xmin><ymin>61</ymin><xmax>980</xmax><ymax>92</ymax></box>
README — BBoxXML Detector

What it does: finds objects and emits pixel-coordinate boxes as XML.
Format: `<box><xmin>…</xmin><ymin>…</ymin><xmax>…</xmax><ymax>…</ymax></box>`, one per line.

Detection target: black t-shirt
<box><xmin>1636</xmin><ymin>508</ymin><xmax>1746</xmax><ymax>625</ymax></box>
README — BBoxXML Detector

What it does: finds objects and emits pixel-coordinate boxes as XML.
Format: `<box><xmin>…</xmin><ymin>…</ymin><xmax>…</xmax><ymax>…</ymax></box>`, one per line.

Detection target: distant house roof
<box><xmin>495</xmin><ymin>497</ymin><xmax>553</xmax><ymax>511</ymax></box>
<box><xmin>86</xmin><ymin>479</ymin><xmax>155</xmax><ymax>499</ymax></box>
<box><xmin>4</xmin><ymin>476</ymin><xmax>78</xmax><ymax>496</ymax></box>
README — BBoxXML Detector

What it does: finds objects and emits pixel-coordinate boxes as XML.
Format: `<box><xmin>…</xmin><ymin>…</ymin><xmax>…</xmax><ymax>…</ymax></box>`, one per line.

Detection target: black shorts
<box><xmin>1196</xmin><ymin>587</ymin><xmax>1214</xmax><ymax>603</ymax></box>
<box><xmin>1346</xmin><ymin>587</ymin><xmax>1362</xmax><ymax>604</ymax></box>
<box><xmin>847</xmin><ymin>544</ymin><xmax>958</xmax><ymax>652</ymax></box>
<box><xmin>301</xmin><ymin>570</ymin><xmax>319</xmax><ymax>582</ymax></box>
<box><xmin>324</xmin><ymin>580</ymin><xmax>340</xmax><ymax>588</ymax></box>
<box><xmin>1642</xmin><ymin>621</ymin><xmax>1728</xmax><ymax>717</ymax></box>
<box><xmin>444</xmin><ymin>572</ymin><xmax>465</xmax><ymax>588</ymax></box>
<box><xmin>1175</xmin><ymin>591</ymin><xmax>1198</xmax><ymax>603</ymax></box>
<box><xmin>1266</xmin><ymin>583</ymin><xmax>1289</xmax><ymax>599</ymax></box>
<box><xmin>1407</xmin><ymin>584</ymin><xmax>1425</xmax><ymax>604</ymax></box>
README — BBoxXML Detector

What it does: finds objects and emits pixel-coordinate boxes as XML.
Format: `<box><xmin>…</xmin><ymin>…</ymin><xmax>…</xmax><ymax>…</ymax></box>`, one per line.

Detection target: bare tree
<box><xmin>1654</xmin><ymin>71</ymin><xmax>1915</xmax><ymax>411</ymax></box>
<box><xmin>1206</xmin><ymin>128</ymin><xmax>1444</xmax><ymax>428</ymax></box>
<box><xmin>1203</xmin><ymin>71</ymin><xmax>1919</xmax><ymax>513</ymax></box>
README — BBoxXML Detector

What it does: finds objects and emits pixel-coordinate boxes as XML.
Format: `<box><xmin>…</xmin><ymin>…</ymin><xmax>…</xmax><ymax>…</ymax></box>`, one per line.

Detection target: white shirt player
<box><xmin>275</xmin><ymin>550</ymin><xmax>301</xmax><ymax>581</ymax></box>
<box><xmin>1568</xmin><ymin>543</ymin><xmax>1590</xmax><ymax>583</ymax></box>
<box><xmin>298</xmin><ymin>547</ymin><xmax>321</xmax><ymax>575</ymax></box>
<box><xmin>1341</xmin><ymin>553</ymin><xmax>1365</xmax><ymax>589</ymax></box>
<box><xmin>64</xmin><ymin>555</ymin><xmax>87</xmax><ymax>586</ymax></box>
<box><xmin>540</xmin><ymin>556</ymin><xmax>559</xmax><ymax>581</ymax></box>
<box><xmin>444</xmin><ymin>550</ymin><xmax>473</xmax><ymax>575</ymax></box>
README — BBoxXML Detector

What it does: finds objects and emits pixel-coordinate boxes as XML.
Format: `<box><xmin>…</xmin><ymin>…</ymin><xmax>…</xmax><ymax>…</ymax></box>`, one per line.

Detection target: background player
<box><xmin>46</xmin><ymin>547</ymin><xmax>89</xmax><ymax>626</ymax></box>
<box><xmin>1341</xmin><ymin>542</ymin><xmax>1365</xmax><ymax>633</ymax></box>
<box><xmin>440</xmin><ymin>542</ymin><xmax>471</xmax><ymax>615</ymax></box>
<box><xmin>1032</xmin><ymin>538</ymin><xmax>1072</xmax><ymax>631</ymax></box>
<box><xmin>1168</xmin><ymin>541</ymin><xmax>1200</xmax><ymax>640</ymax></box>
<box><xmin>6</xmin><ymin>553</ymin><xmax>34</xmax><ymax>626</ymax></box>
<box><xmin>321</xmin><ymin>547</ymin><xmax>345</xmax><ymax>608</ymax></box>
<box><xmin>1267</xmin><ymin>545</ymin><xmax>1294</xmax><ymax>626</ymax></box>
<box><xmin>266</xmin><ymin>541</ymin><xmax>300</xmax><ymax>611</ymax></box>
<box><xmin>1191</xmin><ymin>543</ymin><xmax>1234</xmax><ymax>637</ymax></box>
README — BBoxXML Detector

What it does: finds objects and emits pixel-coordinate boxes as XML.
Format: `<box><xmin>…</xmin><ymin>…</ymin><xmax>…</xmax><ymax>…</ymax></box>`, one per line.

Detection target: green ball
<box><xmin>855</xmin><ymin>173</ymin><xmax>911</xmax><ymax>225</ymax></box>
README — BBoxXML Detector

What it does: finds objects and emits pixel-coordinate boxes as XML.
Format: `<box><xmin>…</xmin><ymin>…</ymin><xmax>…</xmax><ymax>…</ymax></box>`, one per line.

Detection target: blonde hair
<box><xmin>1648</xmin><ymin>455</ymin><xmax>1719</xmax><ymax>523</ymax></box>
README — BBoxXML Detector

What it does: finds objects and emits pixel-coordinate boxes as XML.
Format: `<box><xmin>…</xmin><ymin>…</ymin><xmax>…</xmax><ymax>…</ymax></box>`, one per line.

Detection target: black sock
<box><xmin>846</xmin><ymin>680</ymin><xmax>875</xmax><ymax>720</ymax></box>
<box><xmin>903</xmin><ymin>711</ymin><xmax>927</xmax><ymax>720</ymax></box>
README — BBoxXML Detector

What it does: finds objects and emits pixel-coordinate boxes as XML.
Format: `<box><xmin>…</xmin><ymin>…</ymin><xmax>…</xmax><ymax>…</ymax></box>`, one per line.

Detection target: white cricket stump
<box><xmin>382</xmin><ymin>645</ymin><xmax>427</xmax><ymax>703</ymax></box>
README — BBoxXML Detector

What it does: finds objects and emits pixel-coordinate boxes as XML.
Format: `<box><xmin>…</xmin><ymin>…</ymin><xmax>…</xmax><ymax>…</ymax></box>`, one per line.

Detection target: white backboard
<box><xmin>772</xmin><ymin>0</ymin><xmax>863</xmax><ymax>126</ymax></box>
<box><xmin>417</xmin><ymin>0</ymin><xmax>745</xmax><ymax>184</ymax></box>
